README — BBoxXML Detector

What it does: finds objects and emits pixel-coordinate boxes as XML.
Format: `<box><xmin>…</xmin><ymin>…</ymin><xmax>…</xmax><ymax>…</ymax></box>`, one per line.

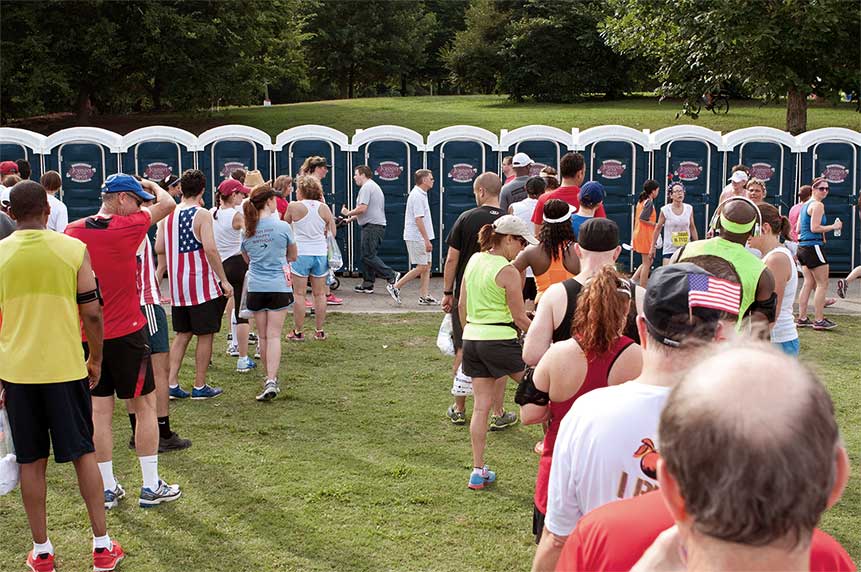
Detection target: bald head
<box><xmin>660</xmin><ymin>344</ymin><xmax>839</xmax><ymax>548</ymax></box>
<box><xmin>474</xmin><ymin>172</ymin><xmax>501</xmax><ymax>198</ymax></box>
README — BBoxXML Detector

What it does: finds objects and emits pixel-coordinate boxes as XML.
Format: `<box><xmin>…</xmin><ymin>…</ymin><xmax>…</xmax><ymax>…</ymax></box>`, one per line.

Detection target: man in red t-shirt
<box><xmin>531</xmin><ymin>152</ymin><xmax>606</xmax><ymax>235</ymax></box>
<box><xmin>593</xmin><ymin>345</ymin><xmax>853</xmax><ymax>572</ymax></box>
<box><xmin>557</xmin><ymin>491</ymin><xmax>855</xmax><ymax>572</ymax></box>
<box><xmin>66</xmin><ymin>174</ymin><xmax>182</xmax><ymax>511</ymax></box>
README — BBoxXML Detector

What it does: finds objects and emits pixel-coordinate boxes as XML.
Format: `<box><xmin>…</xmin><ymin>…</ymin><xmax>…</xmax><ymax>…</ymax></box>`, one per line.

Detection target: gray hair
<box><xmin>659</xmin><ymin>344</ymin><xmax>839</xmax><ymax>548</ymax></box>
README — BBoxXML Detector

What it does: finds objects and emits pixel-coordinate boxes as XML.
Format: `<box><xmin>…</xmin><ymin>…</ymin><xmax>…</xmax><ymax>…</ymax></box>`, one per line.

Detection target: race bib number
<box><xmin>671</xmin><ymin>231</ymin><xmax>690</xmax><ymax>247</ymax></box>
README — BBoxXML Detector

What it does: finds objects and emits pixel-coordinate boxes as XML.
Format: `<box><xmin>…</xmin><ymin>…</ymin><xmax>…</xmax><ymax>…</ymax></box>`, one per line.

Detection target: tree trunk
<box><xmin>786</xmin><ymin>87</ymin><xmax>808</xmax><ymax>135</ymax></box>
<box><xmin>400</xmin><ymin>74</ymin><xmax>407</xmax><ymax>96</ymax></box>
<box><xmin>348</xmin><ymin>65</ymin><xmax>355</xmax><ymax>99</ymax></box>
<box><xmin>152</xmin><ymin>74</ymin><xmax>163</xmax><ymax>111</ymax></box>
<box><xmin>76</xmin><ymin>86</ymin><xmax>92</xmax><ymax>123</ymax></box>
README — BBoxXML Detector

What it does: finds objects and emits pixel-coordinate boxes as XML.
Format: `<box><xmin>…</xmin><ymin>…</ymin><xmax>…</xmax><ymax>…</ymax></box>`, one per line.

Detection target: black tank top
<box><xmin>552</xmin><ymin>279</ymin><xmax>582</xmax><ymax>342</ymax></box>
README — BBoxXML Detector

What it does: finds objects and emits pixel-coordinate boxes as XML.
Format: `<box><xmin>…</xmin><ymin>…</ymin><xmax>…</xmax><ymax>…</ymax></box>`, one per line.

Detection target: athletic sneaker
<box><xmin>93</xmin><ymin>541</ymin><xmax>125</xmax><ymax>572</ymax></box>
<box><xmin>226</xmin><ymin>344</ymin><xmax>240</xmax><ymax>357</ymax></box>
<box><xmin>418</xmin><ymin>296</ymin><xmax>440</xmax><ymax>305</ymax></box>
<box><xmin>813</xmin><ymin>318</ymin><xmax>838</xmax><ymax>331</ymax></box>
<box><xmin>169</xmin><ymin>385</ymin><xmax>190</xmax><ymax>400</ymax></box>
<box><xmin>236</xmin><ymin>356</ymin><xmax>257</xmax><ymax>372</ymax></box>
<box><xmin>104</xmin><ymin>483</ymin><xmax>125</xmax><ymax>510</ymax></box>
<box><xmin>287</xmin><ymin>329</ymin><xmax>305</xmax><ymax>341</ymax></box>
<box><xmin>446</xmin><ymin>404</ymin><xmax>466</xmax><ymax>425</ymax></box>
<box><xmin>254</xmin><ymin>347</ymin><xmax>261</xmax><ymax>359</ymax></box>
<box><xmin>26</xmin><ymin>550</ymin><xmax>55</xmax><ymax>572</ymax></box>
<box><xmin>386</xmin><ymin>282</ymin><xmax>402</xmax><ymax>304</ymax></box>
<box><xmin>159</xmin><ymin>432</ymin><xmax>192</xmax><ymax>453</ymax></box>
<box><xmin>796</xmin><ymin>317</ymin><xmax>813</xmax><ymax>327</ymax></box>
<box><xmin>248</xmin><ymin>332</ymin><xmax>258</xmax><ymax>344</ymax></box>
<box><xmin>314</xmin><ymin>330</ymin><xmax>327</xmax><ymax>341</ymax></box>
<box><xmin>825</xmin><ymin>297</ymin><xmax>837</xmax><ymax>307</ymax></box>
<box><xmin>305</xmin><ymin>298</ymin><xmax>314</xmax><ymax>308</ymax></box>
<box><xmin>139</xmin><ymin>480</ymin><xmax>182</xmax><ymax>508</ymax></box>
<box><xmin>191</xmin><ymin>385</ymin><xmax>223</xmax><ymax>400</ymax></box>
<box><xmin>256</xmin><ymin>379</ymin><xmax>280</xmax><ymax>401</ymax></box>
<box><xmin>468</xmin><ymin>465</ymin><xmax>497</xmax><ymax>490</ymax></box>
<box><xmin>354</xmin><ymin>285</ymin><xmax>374</xmax><ymax>294</ymax></box>
<box><xmin>326</xmin><ymin>293</ymin><xmax>343</xmax><ymax>305</ymax></box>
<box><xmin>489</xmin><ymin>411</ymin><xmax>518</xmax><ymax>431</ymax></box>
<box><xmin>837</xmin><ymin>279</ymin><xmax>847</xmax><ymax>298</ymax></box>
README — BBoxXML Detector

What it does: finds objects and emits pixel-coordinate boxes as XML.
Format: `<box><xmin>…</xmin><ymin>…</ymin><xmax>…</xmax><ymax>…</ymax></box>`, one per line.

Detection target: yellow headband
<box><xmin>720</xmin><ymin>213</ymin><xmax>755</xmax><ymax>234</ymax></box>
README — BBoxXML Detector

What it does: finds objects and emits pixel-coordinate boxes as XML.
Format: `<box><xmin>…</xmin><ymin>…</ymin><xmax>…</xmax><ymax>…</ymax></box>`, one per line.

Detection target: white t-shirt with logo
<box><xmin>545</xmin><ymin>382</ymin><xmax>671</xmax><ymax>536</ymax></box>
<box><xmin>47</xmin><ymin>193</ymin><xmax>68</xmax><ymax>233</ymax></box>
<box><xmin>403</xmin><ymin>186</ymin><xmax>434</xmax><ymax>242</ymax></box>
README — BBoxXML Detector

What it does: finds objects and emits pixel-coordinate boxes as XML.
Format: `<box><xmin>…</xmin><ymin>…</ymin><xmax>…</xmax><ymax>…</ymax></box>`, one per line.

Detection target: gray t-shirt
<box><xmin>0</xmin><ymin>211</ymin><xmax>15</xmax><ymax>240</ymax></box>
<box><xmin>499</xmin><ymin>175</ymin><xmax>531</xmax><ymax>213</ymax></box>
<box><xmin>356</xmin><ymin>179</ymin><xmax>387</xmax><ymax>226</ymax></box>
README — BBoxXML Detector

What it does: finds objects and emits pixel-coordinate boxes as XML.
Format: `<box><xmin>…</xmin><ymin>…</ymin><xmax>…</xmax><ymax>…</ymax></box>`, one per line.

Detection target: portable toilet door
<box><xmin>499</xmin><ymin>125</ymin><xmax>573</xmax><ymax>178</ymax></box>
<box><xmin>121</xmin><ymin>126</ymin><xmax>199</xmax><ymax>185</ymax></box>
<box><xmin>797</xmin><ymin>128</ymin><xmax>861</xmax><ymax>272</ymax></box>
<box><xmin>651</xmin><ymin>126</ymin><xmax>724</xmax><ymax>243</ymax></box>
<box><xmin>722</xmin><ymin>127</ymin><xmax>800</xmax><ymax>212</ymax></box>
<box><xmin>43</xmin><ymin>128</ymin><xmax>122</xmax><ymax>222</ymax></box>
<box><xmin>349</xmin><ymin>126</ymin><xmax>425</xmax><ymax>274</ymax></box>
<box><xmin>578</xmin><ymin>126</ymin><xmax>651</xmax><ymax>271</ymax></box>
<box><xmin>198</xmin><ymin>125</ymin><xmax>273</xmax><ymax>208</ymax></box>
<box><xmin>274</xmin><ymin>125</ymin><xmax>351</xmax><ymax>272</ymax></box>
<box><xmin>426</xmin><ymin>126</ymin><xmax>498</xmax><ymax>272</ymax></box>
<box><xmin>0</xmin><ymin>128</ymin><xmax>46</xmax><ymax>180</ymax></box>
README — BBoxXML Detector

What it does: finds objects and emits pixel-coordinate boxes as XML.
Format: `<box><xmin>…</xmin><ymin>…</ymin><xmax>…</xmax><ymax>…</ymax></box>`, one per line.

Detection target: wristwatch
<box><xmin>443</xmin><ymin>290</ymin><xmax>453</xmax><ymax>296</ymax></box>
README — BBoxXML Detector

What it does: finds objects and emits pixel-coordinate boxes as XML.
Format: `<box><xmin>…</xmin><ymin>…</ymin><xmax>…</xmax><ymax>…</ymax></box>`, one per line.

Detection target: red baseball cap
<box><xmin>0</xmin><ymin>161</ymin><xmax>19</xmax><ymax>176</ymax></box>
<box><xmin>217</xmin><ymin>178</ymin><xmax>250</xmax><ymax>197</ymax></box>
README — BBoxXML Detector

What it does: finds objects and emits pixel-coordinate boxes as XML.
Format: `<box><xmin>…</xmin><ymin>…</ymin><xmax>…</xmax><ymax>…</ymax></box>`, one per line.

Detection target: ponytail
<box><xmin>213</xmin><ymin>192</ymin><xmax>222</xmax><ymax>219</ymax></box>
<box><xmin>638</xmin><ymin>179</ymin><xmax>659</xmax><ymax>203</ymax></box>
<box><xmin>757</xmin><ymin>202</ymin><xmax>791</xmax><ymax>241</ymax></box>
<box><xmin>244</xmin><ymin>185</ymin><xmax>275</xmax><ymax>238</ymax></box>
<box><xmin>571</xmin><ymin>265</ymin><xmax>631</xmax><ymax>356</ymax></box>
<box><xmin>477</xmin><ymin>224</ymin><xmax>501</xmax><ymax>251</ymax></box>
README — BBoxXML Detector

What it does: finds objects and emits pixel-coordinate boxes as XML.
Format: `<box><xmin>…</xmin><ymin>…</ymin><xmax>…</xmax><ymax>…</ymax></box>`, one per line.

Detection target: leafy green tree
<box><xmin>601</xmin><ymin>0</ymin><xmax>861</xmax><ymax>134</ymax></box>
<box><xmin>442</xmin><ymin>0</ymin><xmax>510</xmax><ymax>93</ymax></box>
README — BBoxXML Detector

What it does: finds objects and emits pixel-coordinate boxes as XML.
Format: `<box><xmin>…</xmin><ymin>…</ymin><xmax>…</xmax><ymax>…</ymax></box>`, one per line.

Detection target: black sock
<box><xmin>158</xmin><ymin>416</ymin><xmax>172</xmax><ymax>439</ymax></box>
<box><xmin>128</xmin><ymin>413</ymin><xmax>136</xmax><ymax>436</ymax></box>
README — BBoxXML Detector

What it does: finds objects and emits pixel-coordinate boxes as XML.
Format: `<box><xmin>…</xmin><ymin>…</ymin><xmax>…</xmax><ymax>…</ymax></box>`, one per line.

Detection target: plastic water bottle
<box><xmin>834</xmin><ymin>218</ymin><xmax>842</xmax><ymax>237</ymax></box>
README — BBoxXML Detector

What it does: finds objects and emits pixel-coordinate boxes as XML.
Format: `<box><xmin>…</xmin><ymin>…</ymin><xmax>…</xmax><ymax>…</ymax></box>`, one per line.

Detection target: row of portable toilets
<box><xmin>1</xmin><ymin>124</ymin><xmax>859</xmax><ymax>273</ymax></box>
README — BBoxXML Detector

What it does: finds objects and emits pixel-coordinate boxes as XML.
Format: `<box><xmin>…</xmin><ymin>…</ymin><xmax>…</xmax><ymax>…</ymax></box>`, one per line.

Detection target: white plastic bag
<box><xmin>327</xmin><ymin>234</ymin><xmax>343</xmax><ymax>270</ymax></box>
<box><xmin>436</xmin><ymin>313</ymin><xmax>455</xmax><ymax>356</ymax></box>
<box><xmin>0</xmin><ymin>406</ymin><xmax>19</xmax><ymax>495</ymax></box>
<box><xmin>238</xmin><ymin>275</ymin><xmax>253</xmax><ymax>320</ymax></box>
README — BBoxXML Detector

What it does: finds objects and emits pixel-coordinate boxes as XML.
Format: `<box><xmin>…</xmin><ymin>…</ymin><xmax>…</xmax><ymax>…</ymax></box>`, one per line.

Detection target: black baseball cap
<box><xmin>643</xmin><ymin>263</ymin><xmax>724</xmax><ymax>347</ymax></box>
<box><xmin>578</xmin><ymin>218</ymin><xmax>619</xmax><ymax>252</ymax></box>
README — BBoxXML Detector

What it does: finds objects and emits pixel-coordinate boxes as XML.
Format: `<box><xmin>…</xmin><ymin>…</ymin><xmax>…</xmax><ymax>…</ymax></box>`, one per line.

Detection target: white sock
<box><xmin>98</xmin><ymin>461</ymin><xmax>117</xmax><ymax>492</ymax></box>
<box><xmin>138</xmin><ymin>455</ymin><xmax>159</xmax><ymax>491</ymax></box>
<box><xmin>169</xmin><ymin>384</ymin><xmax>178</xmax><ymax>389</ymax></box>
<box><xmin>230</xmin><ymin>315</ymin><xmax>237</xmax><ymax>343</ymax></box>
<box><xmin>472</xmin><ymin>467</ymin><xmax>484</xmax><ymax>475</ymax></box>
<box><xmin>93</xmin><ymin>534</ymin><xmax>112</xmax><ymax>551</ymax></box>
<box><xmin>33</xmin><ymin>539</ymin><xmax>54</xmax><ymax>556</ymax></box>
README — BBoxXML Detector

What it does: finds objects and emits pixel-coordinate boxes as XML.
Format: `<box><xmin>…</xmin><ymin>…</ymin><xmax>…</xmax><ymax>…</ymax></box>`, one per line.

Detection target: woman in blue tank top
<box><xmin>796</xmin><ymin>177</ymin><xmax>843</xmax><ymax>330</ymax></box>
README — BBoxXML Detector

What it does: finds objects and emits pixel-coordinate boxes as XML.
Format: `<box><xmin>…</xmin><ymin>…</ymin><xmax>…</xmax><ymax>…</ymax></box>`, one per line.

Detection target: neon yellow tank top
<box><xmin>0</xmin><ymin>230</ymin><xmax>88</xmax><ymax>383</ymax></box>
<box><xmin>462</xmin><ymin>252</ymin><xmax>517</xmax><ymax>341</ymax></box>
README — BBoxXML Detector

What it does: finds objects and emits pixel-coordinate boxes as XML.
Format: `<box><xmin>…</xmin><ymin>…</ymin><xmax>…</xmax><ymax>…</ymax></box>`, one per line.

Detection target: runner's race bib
<box><xmin>671</xmin><ymin>231</ymin><xmax>690</xmax><ymax>247</ymax></box>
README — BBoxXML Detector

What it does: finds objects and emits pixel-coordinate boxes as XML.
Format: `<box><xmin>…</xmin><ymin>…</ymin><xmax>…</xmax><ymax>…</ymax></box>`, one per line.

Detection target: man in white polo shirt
<box><xmin>532</xmin><ymin>263</ymin><xmax>737</xmax><ymax>571</ymax></box>
<box><xmin>393</xmin><ymin>169</ymin><xmax>437</xmax><ymax>304</ymax></box>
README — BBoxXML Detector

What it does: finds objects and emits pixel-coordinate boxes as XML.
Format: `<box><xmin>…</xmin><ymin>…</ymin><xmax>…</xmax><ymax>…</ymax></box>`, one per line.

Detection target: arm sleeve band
<box><xmin>515</xmin><ymin>367</ymin><xmax>550</xmax><ymax>406</ymax></box>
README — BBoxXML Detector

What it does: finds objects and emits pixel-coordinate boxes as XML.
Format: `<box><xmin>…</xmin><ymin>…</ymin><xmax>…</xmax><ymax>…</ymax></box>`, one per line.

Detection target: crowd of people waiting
<box><xmin>0</xmin><ymin>149</ymin><xmax>856</xmax><ymax>571</ymax></box>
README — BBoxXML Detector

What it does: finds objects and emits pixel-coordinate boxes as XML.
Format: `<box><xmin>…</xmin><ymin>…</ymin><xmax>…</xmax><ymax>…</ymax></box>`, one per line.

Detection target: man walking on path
<box><xmin>342</xmin><ymin>165</ymin><xmax>401</xmax><ymax>302</ymax></box>
<box><xmin>393</xmin><ymin>169</ymin><xmax>437</xmax><ymax>304</ymax></box>
<box><xmin>0</xmin><ymin>180</ymin><xmax>125</xmax><ymax>572</ymax></box>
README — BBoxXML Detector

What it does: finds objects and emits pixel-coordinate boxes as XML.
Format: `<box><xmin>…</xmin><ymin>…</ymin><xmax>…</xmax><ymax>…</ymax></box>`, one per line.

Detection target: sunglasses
<box><xmin>815</xmin><ymin>185</ymin><xmax>829</xmax><ymax>191</ymax></box>
<box><xmin>123</xmin><ymin>192</ymin><xmax>143</xmax><ymax>206</ymax></box>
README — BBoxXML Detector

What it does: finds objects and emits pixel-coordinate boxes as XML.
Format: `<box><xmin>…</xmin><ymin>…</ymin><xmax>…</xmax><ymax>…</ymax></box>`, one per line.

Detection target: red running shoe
<box><xmin>93</xmin><ymin>541</ymin><xmax>125</xmax><ymax>571</ymax></box>
<box><xmin>26</xmin><ymin>551</ymin><xmax>55</xmax><ymax>572</ymax></box>
<box><xmin>326</xmin><ymin>293</ymin><xmax>343</xmax><ymax>305</ymax></box>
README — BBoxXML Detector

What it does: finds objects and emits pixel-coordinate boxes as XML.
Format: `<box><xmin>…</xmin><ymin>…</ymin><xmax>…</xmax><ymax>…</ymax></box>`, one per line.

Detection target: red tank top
<box><xmin>534</xmin><ymin>335</ymin><xmax>636</xmax><ymax>514</ymax></box>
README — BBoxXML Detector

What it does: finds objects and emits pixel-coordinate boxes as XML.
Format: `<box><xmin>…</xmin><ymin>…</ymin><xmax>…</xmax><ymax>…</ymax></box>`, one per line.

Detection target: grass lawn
<box><xmin>11</xmin><ymin>95</ymin><xmax>861</xmax><ymax>136</ymax></box>
<box><xmin>0</xmin><ymin>312</ymin><xmax>858</xmax><ymax>571</ymax></box>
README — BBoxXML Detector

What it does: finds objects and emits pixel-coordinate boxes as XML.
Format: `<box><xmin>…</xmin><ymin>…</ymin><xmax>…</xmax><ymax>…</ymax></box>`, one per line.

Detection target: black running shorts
<box><xmin>246</xmin><ymin>291</ymin><xmax>294</xmax><ymax>312</ymax></box>
<box><xmin>797</xmin><ymin>245</ymin><xmax>828</xmax><ymax>269</ymax></box>
<box><xmin>2</xmin><ymin>379</ymin><xmax>95</xmax><ymax>464</ymax></box>
<box><xmin>172</xmin><ymin>297</ymin><xmax>227</xmax><ymax>335</ymax></box>
<box><xmin>85</xmin><ymin>328</ymin><xmax>155</xmax><ymax>400</ymax></box>
<box><xmin>461</xmin><ymin>338</ymin><xmax>525</xmax><ymax>379</ymax></box>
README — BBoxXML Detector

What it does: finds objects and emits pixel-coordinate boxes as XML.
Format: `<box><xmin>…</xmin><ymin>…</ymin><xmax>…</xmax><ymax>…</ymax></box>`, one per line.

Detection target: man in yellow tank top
<box><xmin>0</xmin><ymin>181</ymin><xmax>125</xmax><ymax>571</ymax></box>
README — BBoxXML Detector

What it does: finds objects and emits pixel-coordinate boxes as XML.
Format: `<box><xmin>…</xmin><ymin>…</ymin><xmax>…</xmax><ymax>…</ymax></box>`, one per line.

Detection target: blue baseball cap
<box><xmin>579</xmin><ymin>181</ymin><xmax>605</xmax><ymax>205</ymax></box>
<box><xmin>102</xmin><ymin>173</ymin><xmax>155</xmax><ymax>202</ymax></box>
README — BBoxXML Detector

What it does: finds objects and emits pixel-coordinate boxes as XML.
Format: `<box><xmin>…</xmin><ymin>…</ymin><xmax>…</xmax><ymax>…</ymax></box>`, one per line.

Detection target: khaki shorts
<box><xmin>406</xmin><ymin>240</ymin><xmax>432</xmax><ymax>266</ymax></box>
